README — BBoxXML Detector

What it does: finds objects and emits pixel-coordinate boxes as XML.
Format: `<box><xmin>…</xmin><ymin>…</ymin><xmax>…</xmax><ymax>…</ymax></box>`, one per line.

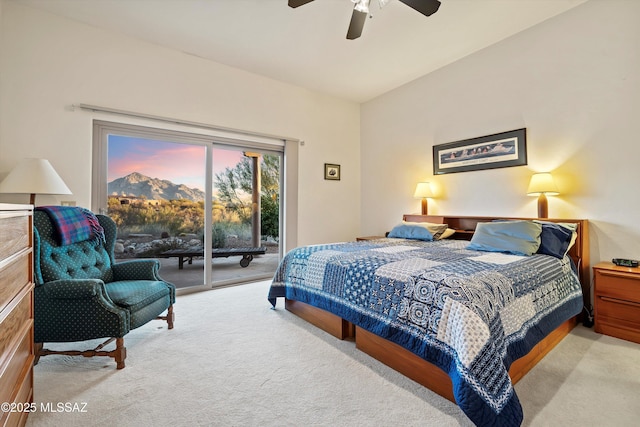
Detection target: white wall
<box><xmin>0</xmin><ymin>1</ymin><xmax>361</xmax><ymax>247</ymax></box>
<box><xmin>360</xmin><ymin>0</ymin><xmax>640</xmax><ymax>264</ymax></box>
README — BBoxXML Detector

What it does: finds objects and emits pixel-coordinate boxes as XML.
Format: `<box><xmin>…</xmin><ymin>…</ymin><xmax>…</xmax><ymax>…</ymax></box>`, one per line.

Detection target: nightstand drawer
<box><xmin>594</xmin><ymin>269</ymin><xmax>640</xmax><ymax>303</ymax></box>
<box><xmin>596</xmin><ymin>294</ymin><xmax>640</xmax><ymax>327</ymax></box>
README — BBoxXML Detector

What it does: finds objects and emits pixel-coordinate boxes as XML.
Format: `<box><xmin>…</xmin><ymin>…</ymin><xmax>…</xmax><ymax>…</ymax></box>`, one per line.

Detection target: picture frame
<box><xmin>324</xmin><ymin>163</ymin><xmax>341</xmax><ymax>180</ymax></box>
<box><xmin>433</xmin><ymin>128</ymin><xmax>527</xmax><ymax>175</ymax></box>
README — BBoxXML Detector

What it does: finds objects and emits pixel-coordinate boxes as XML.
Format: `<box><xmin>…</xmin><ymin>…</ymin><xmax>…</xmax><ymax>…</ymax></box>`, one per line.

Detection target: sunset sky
<box><xmin>108</xmin><ymin>135</ymin><xmax>244</xmax><ymax>191</ymax></box>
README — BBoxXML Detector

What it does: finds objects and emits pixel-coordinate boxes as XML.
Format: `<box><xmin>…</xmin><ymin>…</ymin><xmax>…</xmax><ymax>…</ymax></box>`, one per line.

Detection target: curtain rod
<box><xmin>73</xmin><ymin>103</ymin><xmax>300</xmax><ymax>144</ymax></box>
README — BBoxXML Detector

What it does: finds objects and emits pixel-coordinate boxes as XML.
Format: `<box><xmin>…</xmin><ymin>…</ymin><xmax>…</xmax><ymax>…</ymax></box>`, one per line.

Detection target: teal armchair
<box><xmin>33</xmin><ymin>210</ymin><xmax>175</xmax><ymax>369</ymax></box>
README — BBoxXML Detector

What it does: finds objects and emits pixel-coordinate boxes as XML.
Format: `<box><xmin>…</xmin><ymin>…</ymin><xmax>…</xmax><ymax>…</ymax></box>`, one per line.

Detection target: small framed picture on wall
<box><xmin>324</xmin><ymin>163</ymin><xmax>340</xmax><ymax>180</ymax></box>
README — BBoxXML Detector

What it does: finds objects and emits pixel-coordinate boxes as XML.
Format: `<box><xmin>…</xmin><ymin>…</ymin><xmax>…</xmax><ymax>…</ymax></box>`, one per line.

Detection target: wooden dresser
<box><xmin>593</xmin><ymin>261</ymin><xmax>640</xmax><ymax>344</ymax></box>
<box><xmin>0</xmin><ymin>203</ymin><xmax>34</xmax><ymax>427</ymax></box>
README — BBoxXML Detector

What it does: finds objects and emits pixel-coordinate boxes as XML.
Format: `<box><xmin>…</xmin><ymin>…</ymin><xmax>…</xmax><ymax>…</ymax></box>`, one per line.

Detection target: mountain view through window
<box><xmin>105</xmin><ymin>134</ymin><xmax>281</xmax><ymax>289</ymax></box>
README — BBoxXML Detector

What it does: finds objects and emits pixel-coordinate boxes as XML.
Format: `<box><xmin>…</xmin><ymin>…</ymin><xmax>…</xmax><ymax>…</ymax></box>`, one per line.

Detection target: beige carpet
<box><xmin>27</xmin><ymin>280</ymin><xmax>640</xmax><ymax>427</ymax></box>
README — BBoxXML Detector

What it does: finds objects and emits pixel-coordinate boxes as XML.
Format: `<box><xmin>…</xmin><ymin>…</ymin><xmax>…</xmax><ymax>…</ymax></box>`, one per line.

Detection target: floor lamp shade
<box><xmin>0</xmin><ymin>158</ymin><xmax>72</xmax><ymax>204</ymax></box>
<box><xmin>527</xmin><ymin>173</ymin><xmax>559</xmax><ymax>218</ymax></box>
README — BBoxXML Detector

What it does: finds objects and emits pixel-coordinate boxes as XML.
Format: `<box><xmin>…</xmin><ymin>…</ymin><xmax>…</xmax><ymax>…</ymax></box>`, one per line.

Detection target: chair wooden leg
<box><xmin>38</xmin><ymin>337</ymin><xmax>127</xmax><ymax>369</ymax></box>
<box><xmin>34</xmin><ymin>342</ymin><xmax>43</xmax><ymax>365</ymax></box>
<box><xmin>114</xmin><ymin>337</ymin><xmax>126</xmax><ymax>369</ymax></box>
<box><xmin>158</xmin><ymin>305</ymin><xmax>175</xmax><ymax>329</ymax></box>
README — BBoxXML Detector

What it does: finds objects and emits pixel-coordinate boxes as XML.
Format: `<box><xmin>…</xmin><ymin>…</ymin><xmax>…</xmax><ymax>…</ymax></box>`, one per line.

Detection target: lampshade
<box><xmin>0</xmin><ymin>158</ymin><xmax>72</xmax><ymax>204</ymax></box>
<box><xmin>413</xmin><ymin>182</ymin><xmax>434</xmax><ymax>199</ymax></box>
<box><xmin>527</xmin><ymin>173</ymin><xmax>559</xmax><ymax>196</ymax></box>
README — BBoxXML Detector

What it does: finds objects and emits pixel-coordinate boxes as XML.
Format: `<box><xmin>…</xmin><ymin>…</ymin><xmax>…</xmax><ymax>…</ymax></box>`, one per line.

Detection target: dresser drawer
<box><xmin>594</xmin><ymin>269</ymin><xmax>640</xmax><ymax>303</ymax></box>
<box><xmin>0</xmin><ymin>215</ymin><xmax>30</xmax><ymax>262</ymax></box>
<box><xmin>0</xmin><ymin>320</ymin><xmax>33</xmax><ymax>406</ymax></box>
<box><xmin>0</xmin><ymin>288</ymin><xmax>32</xmax><ymax>362</ymax></box>
<box><xmin>2</xmin><ymin>364</ymin><xmax>34</xmax><ymax>427</ymax></box>
<box><xmin>0</xmin><ymin>253</ymin><xmax>31</xmax><ymax>312</ymax></box>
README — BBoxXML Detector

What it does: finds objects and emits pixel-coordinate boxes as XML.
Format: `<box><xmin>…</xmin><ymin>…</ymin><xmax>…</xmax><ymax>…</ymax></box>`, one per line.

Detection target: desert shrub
<box><xmin>211</xmin><ymin>223</ymin><xmax>227</xmax><ymax>248</ymax></box>
<box><xmin>109</xmin><ymin>197</ymin><xmax>265</xmax><ymax>244</ymax></box>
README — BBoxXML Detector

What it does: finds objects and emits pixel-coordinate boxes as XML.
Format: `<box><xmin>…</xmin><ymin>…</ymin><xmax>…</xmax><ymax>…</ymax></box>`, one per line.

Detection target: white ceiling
<box><xmin>13</xmin><ymin>0</ymin><xmax>588</xmax><ymax>103</ymax></box>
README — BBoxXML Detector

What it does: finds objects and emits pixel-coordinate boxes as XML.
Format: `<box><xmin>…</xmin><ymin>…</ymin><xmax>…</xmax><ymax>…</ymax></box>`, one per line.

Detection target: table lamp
<box><xmin>414</xmin><ymin>182</ymin><xmax>433</xmax><ymax>215</ymax></box>
<box><xmin>0</xmin><ymin>158</ymin><xmax>72</xmax><ymax>205</ymax></box>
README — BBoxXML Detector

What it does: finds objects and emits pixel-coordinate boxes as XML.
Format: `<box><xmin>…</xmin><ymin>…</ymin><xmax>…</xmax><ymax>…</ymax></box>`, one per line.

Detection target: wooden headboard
<box><xmin>403</xmin><ymin>214</ymin><xmax>590</xmax><ymax>313</ymax></box>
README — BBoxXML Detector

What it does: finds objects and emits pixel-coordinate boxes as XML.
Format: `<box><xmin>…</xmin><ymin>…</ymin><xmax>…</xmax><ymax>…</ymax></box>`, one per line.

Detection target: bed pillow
<box><xmin>467</xmin><ymin>220</ymin><xmax>542</xmax><ymax>256</ymax></box>
<box><xmin>439</xmin><ymin>228</ymin><xmax>456</xmax><ymax>239</ymax></box>
<box><xmin>534</xmin><ymin>221</ymin><xmax>578</xmax><ymax>259</ymax></box>
<box><xmin>401</xmin><ymin>221</ymin><xmax>449</xmax><ymax>240</ymax></box>
<box><xmin>388</xmin><ymin>222</ymin><xmax>444</xmax><ymax>241</ymax></box>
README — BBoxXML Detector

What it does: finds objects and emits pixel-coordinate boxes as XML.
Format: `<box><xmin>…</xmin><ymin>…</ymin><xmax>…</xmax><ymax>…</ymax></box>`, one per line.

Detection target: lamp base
<box><xmin>421</xmin><ymin>198</ymin><xmax>428</xmax><ymax>215</ymax></box>
<box><xmin>537</xmin><ymin>193</ymin><xmax>548</xmax><ymax>218</ymax></box>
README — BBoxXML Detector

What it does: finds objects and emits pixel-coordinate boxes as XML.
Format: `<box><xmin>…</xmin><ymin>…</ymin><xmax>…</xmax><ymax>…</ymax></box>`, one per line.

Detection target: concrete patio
<box><xmin>152</xmin><ymin>252</ymin><xmax>281</xmax><ymax>290</ymax></box>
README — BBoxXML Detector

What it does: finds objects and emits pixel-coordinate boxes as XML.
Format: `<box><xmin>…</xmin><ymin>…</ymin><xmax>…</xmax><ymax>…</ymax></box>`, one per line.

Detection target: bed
<box><xmin>268</xmin><ymin>215</ymin><xmax>589</xmax><ymax>426</ymax></box>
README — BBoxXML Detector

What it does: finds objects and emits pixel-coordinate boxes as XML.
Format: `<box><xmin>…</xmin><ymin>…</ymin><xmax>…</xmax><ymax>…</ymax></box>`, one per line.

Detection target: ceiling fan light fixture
<box><xmin>352</xmin><ymin>0</ymin><xmax>370</xmax><ymax>14</ymax></box>
<box><xmin>292</xmin><ymin>0</ymin><xmax>441</xmax><ymax>40</ymax></box>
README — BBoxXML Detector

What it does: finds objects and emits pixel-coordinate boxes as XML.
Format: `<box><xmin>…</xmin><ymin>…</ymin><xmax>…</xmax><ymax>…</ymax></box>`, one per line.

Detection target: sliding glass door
<box><xmin>209</xmin><ymin>146</ymin><xmax>281</xmax><ymax>284</ymax></box>
<box><xmin>93</xmin><ymin>121</ymin><xmax>282</xmax><ymax>292</ymax></box>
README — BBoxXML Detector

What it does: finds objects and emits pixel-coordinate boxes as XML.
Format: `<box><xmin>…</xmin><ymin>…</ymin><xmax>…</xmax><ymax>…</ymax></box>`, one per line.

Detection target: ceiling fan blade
<box><xmin>398</xmin><ymin>0</ymin><xmax>441</xmax><ymax>16</ymax></box>
<box><xmin>346</xmin><ymin>10</ymin><xmax>367</xmax><ymax>40</ymax></box>
<box><xmin>288</xmin><ymin>0</ymin><xmax>315</xmax><ymax>8</ymax></box>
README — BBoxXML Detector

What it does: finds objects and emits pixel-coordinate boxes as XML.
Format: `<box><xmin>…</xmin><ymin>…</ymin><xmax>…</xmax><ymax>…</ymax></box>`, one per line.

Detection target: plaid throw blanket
<box><xmin>36</xmin><ymin>206</ymin><xmax>105</xmax><ymax>245</ymax></box>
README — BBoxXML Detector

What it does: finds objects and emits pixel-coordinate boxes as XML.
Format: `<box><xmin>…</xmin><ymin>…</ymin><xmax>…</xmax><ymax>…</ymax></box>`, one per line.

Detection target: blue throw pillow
<box><xmin>535</xmin><ymin>221</ymin><xmax>576</xmax><ymax>259</ymax></box>
<box><xmin>467</xmin><ymin>220</ymin><xmax>542</xmax><ymax>256</ymax></box>
<box><xmin>387</xmin><ymin>224</ymin><xmax>435</xmax><ymax>241</ymax></box>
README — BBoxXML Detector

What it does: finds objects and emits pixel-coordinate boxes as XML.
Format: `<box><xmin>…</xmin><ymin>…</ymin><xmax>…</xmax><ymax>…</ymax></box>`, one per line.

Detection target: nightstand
<box><xmin>356</xmin><ymin>236</ymin><xmax>385</xmax><ymax>241</ymax></box>
<box><xmin>593</xmin><ymin>262</ymin><xmax>640</xmax><ymax>344</ymax></box>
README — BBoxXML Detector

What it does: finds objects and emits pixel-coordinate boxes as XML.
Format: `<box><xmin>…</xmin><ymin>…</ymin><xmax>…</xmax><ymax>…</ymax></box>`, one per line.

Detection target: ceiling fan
<box><xmin>288</xmin><ymin>0</ymin><xmax>441</xmax><ymax>40</ymax></box>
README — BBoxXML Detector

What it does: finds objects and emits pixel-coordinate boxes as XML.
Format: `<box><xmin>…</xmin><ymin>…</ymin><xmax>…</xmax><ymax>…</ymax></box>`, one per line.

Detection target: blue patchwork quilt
<box><xmin>268</xmin><ymin>238</ymin><xmax>583</xmax><ymax>426</ymax></box>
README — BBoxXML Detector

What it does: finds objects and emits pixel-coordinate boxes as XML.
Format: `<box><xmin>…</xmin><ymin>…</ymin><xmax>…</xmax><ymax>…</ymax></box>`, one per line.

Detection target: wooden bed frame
<box><xmin>284</xmin><ymin>215</ymin><xmax>589</xmax><ymax>403</ymax></box>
